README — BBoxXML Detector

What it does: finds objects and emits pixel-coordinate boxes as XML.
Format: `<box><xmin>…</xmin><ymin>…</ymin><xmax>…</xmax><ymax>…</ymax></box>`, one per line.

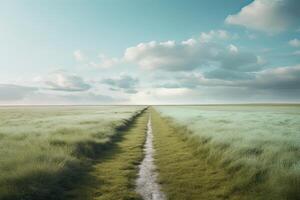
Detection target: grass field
<box><xmin>0</xmin><ymin>106</ymin><xmax>145</xmax><ymax>200</ymax></box>
<box><xmin>1</xmin><ymin>105</ymin><xmax>300</xmax><ymax>200</ymax></box>
<box><xmin>155</xmin><ymin>105</ymin><xmax>300</xmax><ymax>199</ymax></box>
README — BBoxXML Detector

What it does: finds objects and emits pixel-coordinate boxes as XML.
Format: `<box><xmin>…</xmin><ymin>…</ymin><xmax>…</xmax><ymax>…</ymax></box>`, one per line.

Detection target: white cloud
<box><xmin>225</xmin><ymin>0</ymin><xmax>300</xmax><ymax>33</ymax></box>
<box><xmin>181</xmin><ymin>38</ymin><xmax>197</xmax><ymax>46</ymax></box>
<box><xmin>42</xmin><ymin>70</ymin><xmax>91</xmax><ymax>92</ymax></box>
<box><xmin>199</xmin><ymin>30</ymin><xmax>235</xmax><ymax>42</ymax></box>
<box><xmin>228</xmin><ymin>44</ymin><xmax>238</xmax><ymax>53</ymax></box>
<box><xmin>124</xmin><ymin>39</ymin><xmax>261</xmax><ymax>72</ymax></box>
<box><xmin>160</xmin><ymin>40</ymin><xmax>176</xmax><ymax>47</ymax></box>
<box><xmin>74</xmin><ymin>50</ymin><xmax>85</xmax><ymax>62</ymax></box>
<box><xmin>289</xmin><ymin>38</ymin><xmax>300</xmax><ymax>47</ymax></box>
<box><xmin>124</xmin><ymin>40</ymin><xmax>197</xmax><ymax>70</ymax></box>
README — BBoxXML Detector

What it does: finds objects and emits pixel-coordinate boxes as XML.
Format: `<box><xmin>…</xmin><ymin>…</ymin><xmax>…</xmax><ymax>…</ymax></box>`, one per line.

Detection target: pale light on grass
<box><xmin>155</xmin><ymin>105</ymin><xmax>300</xmax><ymax>199</ymax></box>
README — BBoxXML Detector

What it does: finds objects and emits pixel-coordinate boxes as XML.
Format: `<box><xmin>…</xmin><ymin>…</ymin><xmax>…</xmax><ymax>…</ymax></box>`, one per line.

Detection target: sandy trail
<box><xmin>136</xmin><ymin>115</ymin><xmax>166</xmax><ymax>200</ymax></box>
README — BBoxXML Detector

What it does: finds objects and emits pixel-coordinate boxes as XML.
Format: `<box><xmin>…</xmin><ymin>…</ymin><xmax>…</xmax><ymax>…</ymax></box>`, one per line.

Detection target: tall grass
<box><xmin>155</xmin><ymin>105</ymin><xmax>300</xmax><ymax>199</ymax></box>
<box><xmin>0</xmin><ymin>106</ymin><xmax>145</xmax><ymax>200</ymax></box>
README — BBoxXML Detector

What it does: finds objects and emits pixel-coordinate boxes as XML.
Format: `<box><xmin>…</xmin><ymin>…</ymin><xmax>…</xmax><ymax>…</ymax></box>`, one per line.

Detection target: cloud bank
<box><xmin>42</xmin><ymin>71</ymin><xmax>91</xmax><ymax>92</ymax></box>
<box><xmin>155</xmin><ymin>65</ymin><xmax>300</xmax><ymax>90</ymax></box>
<box><xmin>124</xmin><ymin>38</ymin><xmax>261</xmax><ymax>73</ymax></box>
<box><xmin>1</xmin><ymin>26</ymin><xmax>299</xmax><ymax>104</ymax></box>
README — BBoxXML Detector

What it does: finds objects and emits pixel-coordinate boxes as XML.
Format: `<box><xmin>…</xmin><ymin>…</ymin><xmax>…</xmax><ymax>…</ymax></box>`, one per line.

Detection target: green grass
<box><xmin>151</xmin><ymin>108</ymin><xmax>239</xmax><ymax>200</ymax></box>
<box><xmin>0</xmin><ymin>106</ymin><xmax>145</xmax><ymax>200</ymax></box>
<box><xmin>154</xmin><ymin>105</ymin><xmax>300</xmax><ymax>199</ymax></box>
<box><xmin>2</xmin><ymin>105</ymin><xmax>299</xmax><ymax>199</ymax></box>
<box><xmin>68</xmin><ymin>109</ymin><xmax>149</xmax><ymax>200</ymax></box>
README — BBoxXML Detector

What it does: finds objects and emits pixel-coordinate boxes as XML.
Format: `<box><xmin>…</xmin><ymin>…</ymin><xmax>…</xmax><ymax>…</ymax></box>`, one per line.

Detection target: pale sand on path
<box><xmin>136</xmin><ymin>115</ymin><xmax>166</xmax><ymax>200</ymax></box>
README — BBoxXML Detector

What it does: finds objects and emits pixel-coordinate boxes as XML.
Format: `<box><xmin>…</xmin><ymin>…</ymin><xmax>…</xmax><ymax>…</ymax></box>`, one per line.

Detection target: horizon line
<box><xmin>0</xmin><ymin>103</ymin><xmax>300</xmax><ymax>107</ymax></box>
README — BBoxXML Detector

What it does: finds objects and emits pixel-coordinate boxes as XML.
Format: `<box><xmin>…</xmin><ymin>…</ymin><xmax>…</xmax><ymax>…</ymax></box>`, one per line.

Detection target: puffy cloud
<box><xmin>289</xmin><ymin>38</ymin><xmax>300</xmax><ymax>47</ymax></box>
<box><xmin>181</xmin><ymin>38</ymin><xmax>197</xmax><ymax>46</ymax></box>
<box><xmin>124</xmin><ymin>39</ymin><xmax>261</xmax><ymax>72</ymax></box>
<box><xmin>0</xmin><ymin>84</ymin><xmax>37</xmax><ymax>101</ymax></box>
<box><xmin>101</xmin><ymin>75</ymin><xmax>139</xmax><ymax>93</ymax></box>
<box><xmin>228</xmin><ymin>44</ymin><xmax>238</xmax><ymax>53</ymax></box>
<box><xmin>225</xmin><ymin>0</ymin><xmax>300</xmax><ymax>33</ymax></box>
<box><xmin>74</xmin><ymin>50</ymin><xmax>85</xmax><ymax>62</ymax></box>
<box><xmin>124</xmin><ymin>40</ymin><xmax>201</xmax><ymax>71</ymax></box>
<box><xmin>199</xmin><ymin>30</ymin><xmax>237</xmax><ymax>42</ymax></box>
<box><xmin>42</xmin><ymin>71</ymin><xmax>91</xmax><ymax>92</ymax></box>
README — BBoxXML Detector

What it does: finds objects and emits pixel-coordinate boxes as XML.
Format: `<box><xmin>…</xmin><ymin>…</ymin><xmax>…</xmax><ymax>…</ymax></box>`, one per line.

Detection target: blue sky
<box><xmin>0</xmin><ymin>0</ymin><xmax>299</xmax><ymax>104</ymax></box>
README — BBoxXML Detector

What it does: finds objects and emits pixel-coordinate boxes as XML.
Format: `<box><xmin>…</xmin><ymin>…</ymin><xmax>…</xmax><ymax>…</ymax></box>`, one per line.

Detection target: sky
<box><xmin>0</xmin><ymin>0</ymin><xmax>300</xmax><ymax>105</ymax></box>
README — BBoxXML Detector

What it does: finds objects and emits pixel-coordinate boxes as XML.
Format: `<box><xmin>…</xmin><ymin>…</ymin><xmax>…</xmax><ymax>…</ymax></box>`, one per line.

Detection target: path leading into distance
<box><xmin>136</xmin><ymin>115</ymin><xmax>166</xmax><ymax>200</ymax></box>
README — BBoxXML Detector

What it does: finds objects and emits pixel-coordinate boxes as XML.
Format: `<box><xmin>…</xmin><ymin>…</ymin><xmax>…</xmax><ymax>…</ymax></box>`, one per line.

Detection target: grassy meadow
<box><xmin>1</xmin><ymin>105</ymin><xmax>300</xmax><ymax>200</ymax></box>
<box><xmin>155</xmin><ymin>105</ymin><xmax>300</xmax><ymax>199</ymax></box>
<box><xmin>0</xmin><ymin>106</ymin><xmax>145</xmax><ymax>200</ymax></box>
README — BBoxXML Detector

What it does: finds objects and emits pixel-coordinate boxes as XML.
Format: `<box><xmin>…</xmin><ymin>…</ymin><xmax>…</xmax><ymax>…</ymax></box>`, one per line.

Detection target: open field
<box><xmin>155</xmin><ymin>105</ymin><xmax>300</xmax><ymax>199</ymax></box>
<box><xmin>0</xmin><ymin>106</ymin><xmax>145</xmax><ymax>200</ymax></box>
<box><xmin>1</xmin><ymin>105</ymin><xmax>300</xmax><ymax>200</ymax></box>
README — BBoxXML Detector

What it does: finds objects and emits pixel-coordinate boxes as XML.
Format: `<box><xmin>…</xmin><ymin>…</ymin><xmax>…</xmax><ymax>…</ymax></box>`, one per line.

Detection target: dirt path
<box><xmin>136</xmin><ymin>115</ymin><xmax>166</xmax><ymax>200</ymax></box>
<box><xmin>67</xmin><ymin>110</ymin><xmax>148</xmax><ymax>200</ymax></box>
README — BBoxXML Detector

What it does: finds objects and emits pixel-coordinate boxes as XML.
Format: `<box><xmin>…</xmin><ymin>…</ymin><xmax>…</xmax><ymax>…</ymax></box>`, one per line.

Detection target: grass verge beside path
<box><xmin>151</xmin><ymin>108</ymin><xmax>247</xmax><ymax>200</ymax></box>
<box><xmin>67</xmin><ymin>109</ymin><xmax>149</xmax><ymax>200</ymax></box>
<box><xmin>0</xmin><ymin>106</ymin><xmax>145</xmax><ymax>200</ymax></box>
